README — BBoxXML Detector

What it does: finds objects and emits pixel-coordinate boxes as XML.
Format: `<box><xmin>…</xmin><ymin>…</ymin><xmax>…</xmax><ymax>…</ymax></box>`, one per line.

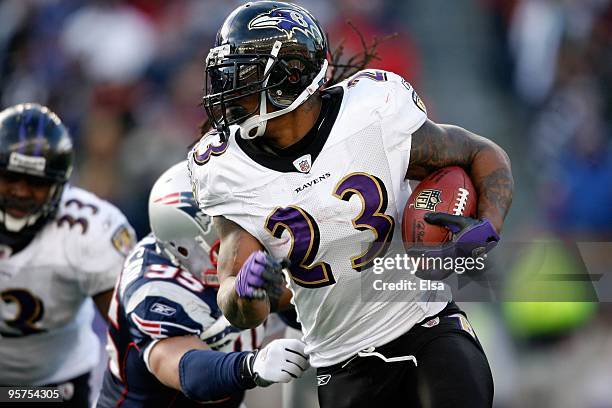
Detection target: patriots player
<box><xmin>97</xmin><ymin>161</ymin><xmax>309</xmax><ymax>408</ymax></box>
<box><xmin>0</xmin><ymin>104</ymin><xmax>136</xmax><ymax>406</ymax></box>
<box><xmin>189</xmin><ymin>2</ymin><xmax>513</xmax><ymax>407</ymax></box>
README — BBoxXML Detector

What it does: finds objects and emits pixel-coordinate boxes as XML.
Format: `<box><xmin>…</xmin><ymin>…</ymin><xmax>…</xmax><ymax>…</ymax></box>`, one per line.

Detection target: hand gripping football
<box><xmin>402</xmin><ymin>166</ymin><xmax>477</xmax><ymax>250</ymax></box>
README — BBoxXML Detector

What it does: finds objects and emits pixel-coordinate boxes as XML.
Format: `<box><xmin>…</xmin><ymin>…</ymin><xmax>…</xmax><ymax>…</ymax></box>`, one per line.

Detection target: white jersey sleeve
<box><xmin>61</xmin><ymin>187</ymin><xmax>137</xmax><ymax>296</ymax></box>
<box><xmin>379</xmin><ymin>70</ymin><xmax>427</xmax><ymax>148</ymax></box>
<box><xmin>341</xmin><ymin>70</ymin><xmax>428</xmax><ymax>177</ymax></box>
<box><xmin>379</xmin><ymin>71</ymin><xmax>427</xmax><ymax>123</ymax></box>
<box><xmin>187</xmin><ymin>131</ymin><xmax>243</xmax><ymax>218</ymax></box>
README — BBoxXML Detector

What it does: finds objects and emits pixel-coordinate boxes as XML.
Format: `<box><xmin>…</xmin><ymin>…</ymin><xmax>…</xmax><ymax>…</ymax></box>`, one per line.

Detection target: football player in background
<box><xmin>97</xmin><ymin>161</ymin><xmax>309</xmax><ymax>408</ymax></box>
<box><xmin>189</xmin><ymin>2</ymin><xmax>513</xmax><ymax>407</ymax></box>
<box><xmin>0</xmin><ymin>103</ymin><xmax>136</xmax><ymax>406</ymax></box>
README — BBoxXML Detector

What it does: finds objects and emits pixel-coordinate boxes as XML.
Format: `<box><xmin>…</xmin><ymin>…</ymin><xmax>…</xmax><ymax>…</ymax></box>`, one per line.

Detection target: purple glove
<box><xmin>424</xmin><ymin>213</ymin><xmax>500</xmax><ymax>258</ymax></box>
<box><xmin>235</xmin><ymin>251</ymin><xmax>288</xmax><ymax>301</ymax></box>
<box><xmin>408</xmin><ymin>213</ymin><xmax>500</xmax><ymax>280</ymax></box>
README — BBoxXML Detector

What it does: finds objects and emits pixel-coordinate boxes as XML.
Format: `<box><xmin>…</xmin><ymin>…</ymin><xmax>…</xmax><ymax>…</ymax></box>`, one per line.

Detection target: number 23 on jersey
<box><xmin>265</xmin><ymin>172</ymin><xmax>395</xmax><ymax>288</ymax></box>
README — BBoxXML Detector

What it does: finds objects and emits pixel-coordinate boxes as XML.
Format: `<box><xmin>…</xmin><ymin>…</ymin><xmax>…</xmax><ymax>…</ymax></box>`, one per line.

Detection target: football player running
<box><xmin>0</xmin><ymin>104</ymin><xmax>136</xmax><ymax>406</ymax></box>
<box><xmin>189</xmin><ymin>2</ymin><xmax>513</xmax><ymax>407</ymax></box>
<box><xmin>97</xmin><ymin>161</ymin><xmax>309</xmax><ymax>408</ymax></box>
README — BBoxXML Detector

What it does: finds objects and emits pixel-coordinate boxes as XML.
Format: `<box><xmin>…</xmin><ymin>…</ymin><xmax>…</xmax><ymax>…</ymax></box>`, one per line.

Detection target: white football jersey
<box><xmin>189</xmin><ymin>70</ymin><xmax>452</xmax><ymax>367</ymax></box>
<box><xmin>0</xmin><ymin>186</ymin><xmax>135</xmax><ymax>385</ymax></box>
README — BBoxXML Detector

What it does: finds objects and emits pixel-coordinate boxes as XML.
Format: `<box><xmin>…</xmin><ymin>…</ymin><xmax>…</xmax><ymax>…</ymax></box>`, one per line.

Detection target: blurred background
<box><xmin>1</xmin><ymin>0</ymin><xmax>611</xmax><ymax>406</ymax></box>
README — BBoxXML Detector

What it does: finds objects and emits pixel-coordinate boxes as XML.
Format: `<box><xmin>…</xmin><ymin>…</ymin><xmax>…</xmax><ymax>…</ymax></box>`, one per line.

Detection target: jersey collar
<box><xmin>235</xmin><ymin>87</ymin><xmax>344</xmax><ymax>173</ymax></box>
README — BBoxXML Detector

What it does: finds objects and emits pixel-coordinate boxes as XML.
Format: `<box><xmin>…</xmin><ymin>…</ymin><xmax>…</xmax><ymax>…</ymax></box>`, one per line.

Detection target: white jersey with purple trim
<box><xmin>189</xmin><ymin>70</ymin><xmax>452</xmax><ymax>367</ymax></box>
<box><xmin>0</xmin><ymin>185</ymin><xmax>135</xmax><ymax>385</ymax></box>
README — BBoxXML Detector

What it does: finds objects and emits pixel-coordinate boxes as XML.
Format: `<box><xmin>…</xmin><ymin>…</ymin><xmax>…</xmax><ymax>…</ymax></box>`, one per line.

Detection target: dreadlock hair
<box><xmin>197</xmin><ymin>117</ymin><xmax>212</xmax><ymax>143</ymax></box>
<box><xmin>327</xmin><ymin>21</ymin><xmax>397</xmax><ymax>86</ymax></box>
<box><xmin>194</xmin><ymin>22</ymin><xmax>395</xmax><ymax>141</ymax></box>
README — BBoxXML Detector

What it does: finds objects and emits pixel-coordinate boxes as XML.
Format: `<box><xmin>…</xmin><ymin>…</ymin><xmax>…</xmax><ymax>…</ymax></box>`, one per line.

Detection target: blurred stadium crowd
<box><xmin>1</xmin><ymin>0</ymin><xmax>611</xmax><ymax>407</ymax></box>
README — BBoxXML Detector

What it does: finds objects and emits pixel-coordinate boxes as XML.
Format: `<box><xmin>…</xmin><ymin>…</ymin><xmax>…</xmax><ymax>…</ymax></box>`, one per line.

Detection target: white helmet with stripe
<box><xmin>148</xmin><ymin>161</ymin><xmax>219</xmax><ymax>280</ymax></box>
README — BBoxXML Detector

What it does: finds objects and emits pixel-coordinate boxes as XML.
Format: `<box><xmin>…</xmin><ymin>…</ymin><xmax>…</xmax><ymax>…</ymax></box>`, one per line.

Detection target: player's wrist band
<box><xmin>240</xmin><ymin>349</ymin><xmax>274</xmax><ymax>387</ymax></box>
<box><xmin>178</xmin><ymin>349</ymin><xmax>255</xmax><ymax>401</ymax></box>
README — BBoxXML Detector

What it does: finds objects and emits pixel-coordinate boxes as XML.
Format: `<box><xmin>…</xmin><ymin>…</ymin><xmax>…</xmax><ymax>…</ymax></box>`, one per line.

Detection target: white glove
<box><xmin>251</xmin><ymin>338</ymin><xmax>309</xmax><ymax>386</ymax></box>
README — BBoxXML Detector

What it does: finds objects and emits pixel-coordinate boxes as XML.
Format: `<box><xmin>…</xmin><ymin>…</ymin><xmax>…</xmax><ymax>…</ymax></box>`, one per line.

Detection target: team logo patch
<box><xmin>111</xmin><ymin>225</ymin><xmax>135</xmax><ymax>256</ymax></box>
<box><xmin>317</xmin><ymin>374</ymin><xmax>331</xmax><ymax>386</ymax></box>
<box><xmin>154</xmin><ymin>191</ymin><xmax>211</xmax><ymax>227</ymax></box>
<box><xmin>150</xmin><ymin>302</ymin><xmax>176</xmax><ymax>317</ymax></box>
<box><xmin>413</xmin><ymin>189</ymin><xmax>442</xmax><ymax>211</ymax></box>
<box><xmin>421</xmin><ymin>316</ymin><xmax>440</xmax><ymax>328</ymax></box>
<box><xmin>456</xmin><ymin>315</ymin><xmax>476</xmax><ymax>339</ymax></box>
<box><xmin>248</xmin><ymin>8</ymin><xmax>323</xmax><ymax>42</ymax></box>
<box><xmin>293</xmin><ymin>154</ymin><xmax>312</xmax><ymax>174</ymax></box>
<box><xmin>401</xmin><ymin>78</ymin><xmax>413</xmax><ymax>92</ymax></box>
<box><xmin>412</xmin><ymin>89</ymin><xmax>427</xmax><ymax>114</ymax></box>
<box><xmin>401</xmin><ymin>78</ymin><xmax>426</xmax><ymax>113</ymax></box>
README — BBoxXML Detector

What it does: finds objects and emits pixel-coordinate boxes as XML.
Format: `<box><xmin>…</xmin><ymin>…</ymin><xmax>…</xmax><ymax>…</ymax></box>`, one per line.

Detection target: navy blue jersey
<box><xmin>97</xmin><ymin>235</ymin><xmax>264</xmax><ymax>408</ymax></box>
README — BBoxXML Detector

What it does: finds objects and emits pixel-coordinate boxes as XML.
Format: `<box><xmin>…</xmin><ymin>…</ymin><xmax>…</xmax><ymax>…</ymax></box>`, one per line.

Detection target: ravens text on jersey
<box><xmin>192</xmin><ymin>3</ymin><xmax>511</xmax><ymax>408</ymax></box>
<box><xmin>190</xmin><ymin>68</ymin><xmax>450</xmax><ymax>367</ymax></box>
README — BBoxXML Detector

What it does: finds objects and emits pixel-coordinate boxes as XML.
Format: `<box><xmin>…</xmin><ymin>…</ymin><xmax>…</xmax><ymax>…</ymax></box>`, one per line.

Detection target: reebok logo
<box><xmin>317</xmin><ymin>374</ymin><xmax>331</xmax><ymax>386</ymax></box>
<box><xmin>150</xmin><ymin>303</ymin><xmax>176</xmax><ymax>317</ymax></box>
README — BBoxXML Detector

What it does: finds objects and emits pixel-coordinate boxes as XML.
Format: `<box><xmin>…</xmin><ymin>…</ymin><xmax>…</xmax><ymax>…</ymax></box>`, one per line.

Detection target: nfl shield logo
<box><xmin>293</xmin><ymin>154</ymin><xmax>312</xmax><ymax>173</ymax></box>
<box><xmin>413</xmin><ymin>189</ymin><xmax>442</xmax><ymax>211</ymax></box>
<box><xmin>299</xmin><ymin>160</ymin><xmax>310</xmax><ymax>172</ymax></box>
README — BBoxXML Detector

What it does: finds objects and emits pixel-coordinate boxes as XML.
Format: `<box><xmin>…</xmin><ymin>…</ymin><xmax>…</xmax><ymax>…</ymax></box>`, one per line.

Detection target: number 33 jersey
<box><xmin>0</xmin><ymin>186</ymin><xmax>136</xmax><ymax>385</ymax></box>
<box><xmin>189</xmin><ymin>70</ymin><xmax>452</xmax><ymax>367</ymax></box>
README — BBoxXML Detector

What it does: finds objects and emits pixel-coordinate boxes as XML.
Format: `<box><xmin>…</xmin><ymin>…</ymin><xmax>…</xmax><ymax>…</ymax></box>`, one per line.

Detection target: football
<box><xmin>402</xmin><ymin>166</ymin><xmax>477</xmax><ymax>249</ymax></box>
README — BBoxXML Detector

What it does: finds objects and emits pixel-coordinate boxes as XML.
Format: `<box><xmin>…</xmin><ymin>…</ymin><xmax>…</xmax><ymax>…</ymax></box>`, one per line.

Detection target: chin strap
<box><xmin>239</xmin><ymin>41</ymin><xmax>329</xmax><ymax>140</ymax></box>
<box><xmin>1</xmin><ymin>211</ymin><xmax>41</xmax><ymax>232</ymax></box>
<box><xmin>239</xmin><ymin>41</ymin><xmax>281</xmax><ymax>140</ymax></box>
<box><xmin>0</xmin><ymin>213</ymin><xmax>48</xmax><ymax>254</ymax></box>
<box><xmin>0</xmin><ymin>184</ymin><xmax>59</xmax><ymax>233</ymax></box>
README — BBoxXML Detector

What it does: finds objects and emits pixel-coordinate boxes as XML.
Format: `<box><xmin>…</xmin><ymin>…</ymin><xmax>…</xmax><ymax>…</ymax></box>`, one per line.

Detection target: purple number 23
<box><xmin>265</xmin><ymin>173</ymin><xmax>395</xmax><ymax>288</ymax></box>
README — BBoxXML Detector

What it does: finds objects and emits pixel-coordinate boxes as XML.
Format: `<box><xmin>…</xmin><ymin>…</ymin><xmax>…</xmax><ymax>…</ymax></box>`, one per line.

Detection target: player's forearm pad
<box><xmin>179</xmin><ymin>349</ymin><xmax>254</xmax><ymax>402</ymax></box>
